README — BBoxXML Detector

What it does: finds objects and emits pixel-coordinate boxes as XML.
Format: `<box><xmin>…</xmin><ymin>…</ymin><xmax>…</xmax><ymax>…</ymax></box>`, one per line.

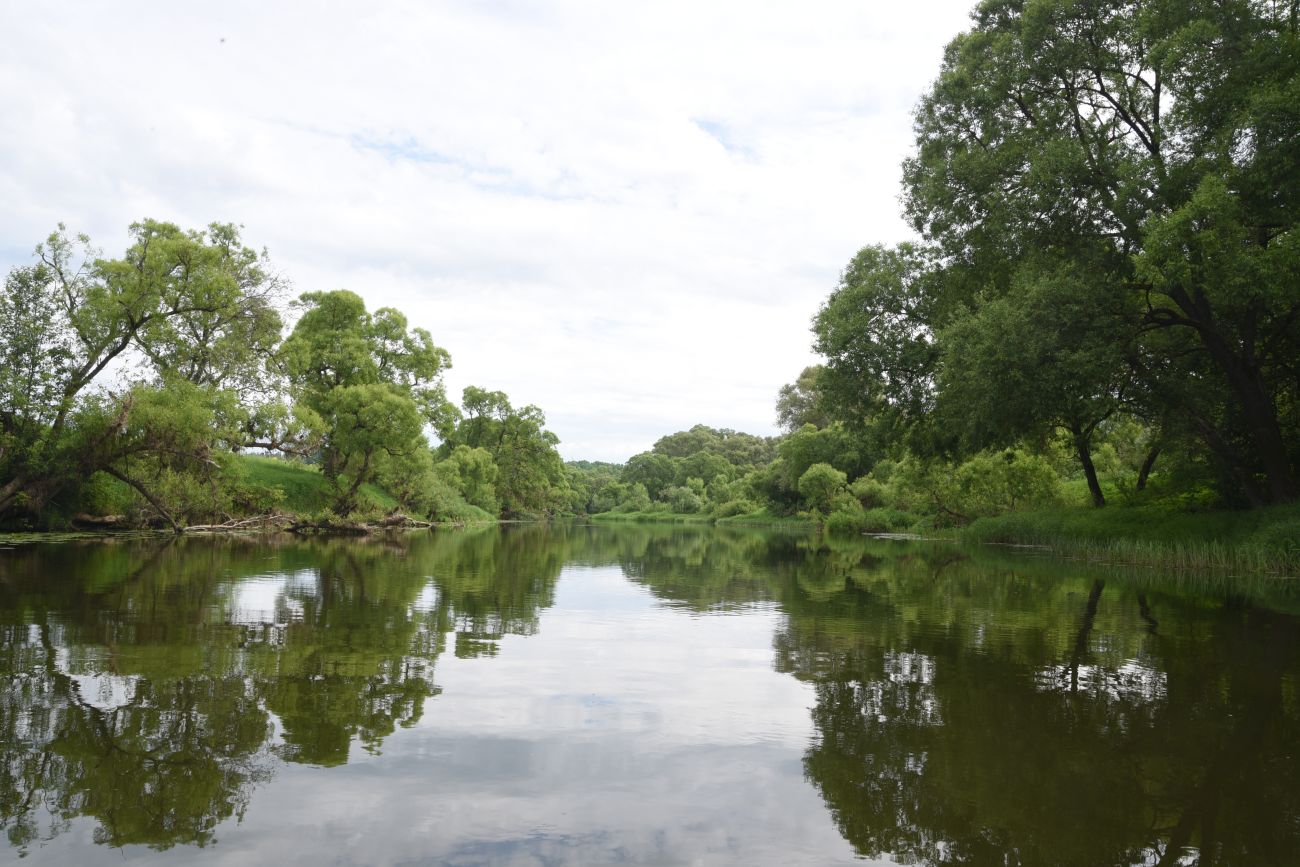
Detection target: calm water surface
<box><xmin>1</xmin><ymin>525</ymin><xmax>1297</xmax><ymax>866</ymax></box>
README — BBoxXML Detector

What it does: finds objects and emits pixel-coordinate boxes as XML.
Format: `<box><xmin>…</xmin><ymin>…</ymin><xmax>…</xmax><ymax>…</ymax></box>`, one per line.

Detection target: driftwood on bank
<box><xmin>183</xmin><ymin>513</ymin><xmax>298</xmax><ymax>533</ymax></box>
<box><xmin>71</xmin><ymin>513</ymin><xmax>128</xmax><ymax>529</ymax></box>
<box><xmin>283</xmin><ymin>513</ymin><xmax>434</xmax><ymax>535</ymax></box>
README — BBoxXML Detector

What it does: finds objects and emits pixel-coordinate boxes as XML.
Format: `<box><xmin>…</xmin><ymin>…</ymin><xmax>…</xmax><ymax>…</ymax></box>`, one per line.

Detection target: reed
<box><xmin>963</xmin><ymin>503</ymin><xmax>1300</xmax><ymax>576</ymax></box>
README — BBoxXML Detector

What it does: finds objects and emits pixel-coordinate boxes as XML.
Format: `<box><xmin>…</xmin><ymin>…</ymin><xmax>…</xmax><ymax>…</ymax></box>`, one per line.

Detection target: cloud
<box><xmin>0</xmin><ymin>0</ymin><xmax>975</xmax><ymax>461</ymax></box>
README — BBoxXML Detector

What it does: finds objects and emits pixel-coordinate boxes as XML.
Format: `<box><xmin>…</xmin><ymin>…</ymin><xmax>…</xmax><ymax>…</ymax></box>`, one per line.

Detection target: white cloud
<box><xmin>0</xmin><ymin>0</ymin><xmax>974</xmax><ymax>461</ymax></box>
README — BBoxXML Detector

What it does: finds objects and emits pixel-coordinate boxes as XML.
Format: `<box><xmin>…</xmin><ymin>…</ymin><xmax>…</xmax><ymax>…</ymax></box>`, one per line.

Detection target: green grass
<box><xmin>962</xmin><ymin>501</ymin><xmax>1300</xmax><ymax>575</ymax></box>
<box><xmin>238</xmin><ymin>455</ymin><xmax>399</xmax><ymax>514</ymax></box>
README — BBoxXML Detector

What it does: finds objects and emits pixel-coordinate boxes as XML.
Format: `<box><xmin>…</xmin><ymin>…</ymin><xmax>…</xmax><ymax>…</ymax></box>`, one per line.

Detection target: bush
<box><xmin>713</xmin><ymin>498</ymin><xmax>758</xmax><ymax>518</ymax></box>
<box><xmin>825</xmin><ymin>504</ymin><xmax>867</xmax><ymax>535</ymax></box>
<box><xmin>850</xmin><ymin>476</ymin><xmax>889</xmax><ymax>509</ymax></box>
<box><xmin>662</xmin><ymin>485</ymin><xmax>704</xmax><ymax>514</ymax></box>
<box><xmin>798</xmin><ymin>462</ymin><xmax>848</xmax><ymax>513</ymax></box>
<box><xmin>861</xmin><ymin>507</ymin><xmax>917</xmax><ymax>533</ymax></box>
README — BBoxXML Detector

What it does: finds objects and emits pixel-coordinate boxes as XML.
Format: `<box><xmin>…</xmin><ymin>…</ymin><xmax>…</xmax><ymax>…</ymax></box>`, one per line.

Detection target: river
<box><xmin>1</xmin><ymin>524</ymin><xmax>1297</xmax><ymax>865</ymax></box>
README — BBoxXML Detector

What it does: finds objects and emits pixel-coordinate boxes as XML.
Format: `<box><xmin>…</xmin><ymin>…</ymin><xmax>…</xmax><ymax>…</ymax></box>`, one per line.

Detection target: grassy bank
<box><xmin>238</xmin><ymin>455</ymin><xmax>399</xmax><ymax>514</ymax></box>
<box><xmin>961</xmin><ymin>502</ymin><xmax>1300</xmax><ymax>575</ymax></box>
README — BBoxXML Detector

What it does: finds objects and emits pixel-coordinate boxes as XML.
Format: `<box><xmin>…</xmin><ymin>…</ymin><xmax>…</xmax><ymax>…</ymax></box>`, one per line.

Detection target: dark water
<box><xmin>1</xmin><ymin>525</ymin><xmax>1297</xmax><ymax>866</ymax></box>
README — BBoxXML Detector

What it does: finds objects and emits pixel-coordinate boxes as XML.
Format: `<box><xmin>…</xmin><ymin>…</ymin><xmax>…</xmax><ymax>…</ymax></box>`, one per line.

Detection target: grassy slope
<box><xmin>962</xmin><ymin>500</ymin><xmax>1300</xmax><ymax>573</ymax></box>
<box><xmin>238</xmin><ymin>455</ymin><xmax>398</xmax><ymax>514</ymax></box>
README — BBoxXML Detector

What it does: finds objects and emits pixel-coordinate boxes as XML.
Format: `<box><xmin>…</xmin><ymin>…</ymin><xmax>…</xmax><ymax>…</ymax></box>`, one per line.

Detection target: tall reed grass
<box><xmin>962</xmin><ymin>503</ymin><xmax>1300</xmax><ymax>576</ymax></box>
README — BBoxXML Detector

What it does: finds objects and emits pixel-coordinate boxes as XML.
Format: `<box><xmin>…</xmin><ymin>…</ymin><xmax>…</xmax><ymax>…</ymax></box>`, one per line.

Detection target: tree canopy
<box><xmin>813</xmin><ymin>0</ymin><xmax>1300</xmax><ymax>507</ymax></box>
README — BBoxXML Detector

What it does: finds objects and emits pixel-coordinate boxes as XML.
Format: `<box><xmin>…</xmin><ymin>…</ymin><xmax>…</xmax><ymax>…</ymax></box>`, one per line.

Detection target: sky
<box><xmin>0</xmin><ymin>0</ymin><xmax>975</xmax><ymax>462</ymax></box>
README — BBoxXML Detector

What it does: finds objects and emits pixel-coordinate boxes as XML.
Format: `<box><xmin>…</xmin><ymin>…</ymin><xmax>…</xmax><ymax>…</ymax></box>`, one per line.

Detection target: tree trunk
<box><xmin>102</xmin><ymin>466</ymin><xmax>181</xmax><ymax>534</ymax></box>
<box><xmin>1211</xmin><ymin>344</ymin><xmax>1299</xmax><ymax>502</ymax></box>
<box><xmin>1167</xmin><ymin>287</ymin><xmax>1299</xmax><ymax>503</ymax></box>
<box><xmin>0</xmin><ymin>476</ymin><xmax>67</xmax><ymax>524</ymax></box>
<box><xmin>1071</xmin><ymin>426</ymin><xmax>1106</xmax><ymax>507</ymax></box>
<box><xmin>1136</xmin><ymin>446</ymin><xmax>1160</xmax><ymax>491</ymax></box>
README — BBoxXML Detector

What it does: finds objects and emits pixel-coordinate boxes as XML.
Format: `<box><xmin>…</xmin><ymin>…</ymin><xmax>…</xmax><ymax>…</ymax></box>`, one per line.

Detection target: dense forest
<box><xmin>1</xmin><ymin>0</ymin><xmax>1297</xmax><ymax>542</ymax></box>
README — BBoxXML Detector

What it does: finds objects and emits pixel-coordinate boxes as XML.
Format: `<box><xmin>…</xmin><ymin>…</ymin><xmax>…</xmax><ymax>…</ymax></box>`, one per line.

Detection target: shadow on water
<box><xmin>0</xmin><ymin>523</ymin><xmax>1296</xmax><ymax>864</ymax></box>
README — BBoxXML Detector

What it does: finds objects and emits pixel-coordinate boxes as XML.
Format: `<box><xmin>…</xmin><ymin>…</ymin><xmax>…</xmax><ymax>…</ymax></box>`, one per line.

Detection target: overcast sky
<box><xmin>0</xmin><ymin>0</ymin><xmax>974</xmax><ymax>462</ymax></box>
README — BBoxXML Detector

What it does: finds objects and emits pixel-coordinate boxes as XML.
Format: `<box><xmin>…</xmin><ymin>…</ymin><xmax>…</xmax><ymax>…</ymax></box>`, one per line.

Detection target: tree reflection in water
<box><xmin>0</xmin><ymin>527</ymin><xmax>564</xmax><ymax>851</ymax></box>
<box><xmin>0</xmin><ymin>525</ymin><xmax>1296</xmax><ymax>864</ymax></box>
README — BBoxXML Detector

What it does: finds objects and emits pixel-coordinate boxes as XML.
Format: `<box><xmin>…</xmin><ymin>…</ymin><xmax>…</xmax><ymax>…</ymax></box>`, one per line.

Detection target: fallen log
<box><xmin>71</xmin><ymin>514</ymin><xmax>127</xmax><ymax>528</ymax></box>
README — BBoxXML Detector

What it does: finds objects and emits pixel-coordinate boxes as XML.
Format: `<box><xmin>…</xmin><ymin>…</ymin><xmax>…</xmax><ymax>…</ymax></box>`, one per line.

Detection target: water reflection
<box><xmin>0</xmin><ymin>525</ymin><xmax>1297</xmax><ymax>864</ymax></box>
<box><xmin>0</xmin><ymin>529</ymin><xmax>565</xmax><ymax>852</ymax></box>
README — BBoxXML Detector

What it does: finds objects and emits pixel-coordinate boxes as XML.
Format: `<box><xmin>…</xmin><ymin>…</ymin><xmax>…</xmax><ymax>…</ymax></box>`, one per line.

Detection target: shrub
<box><xmin>713</xmin><ymin>498</ymin><xmax>758</xmax><ymax>518</ymax></box>
<box><xmin>861</xmin><ymin>507</ymin><xmax>917</xmax><ymax>533</ymax></box>
<box><xmin>798</xmin><ymin>462</ymin><xmax>848</xmax><ymax>513</ymax></box>
<box><xmin>662</xmin><ymin>485</ymin><xmax>704</xmax><ymax>514</ymax></box>
<box><xmin>825</xmin><ymin>504</ymin><xmax>867</xmax><ymax>535</ymax></box>
<box><xmin>850</xmin><ymin>476</ymin><xmax>889</xmax><ymax>509</ymax></box>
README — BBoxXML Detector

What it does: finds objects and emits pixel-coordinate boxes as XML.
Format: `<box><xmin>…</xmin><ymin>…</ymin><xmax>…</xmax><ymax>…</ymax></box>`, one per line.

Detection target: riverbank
<box><xmin>589</xmin><ymin>508</ymin><xmax>815</xmax><ymax>529</ymax></box>
<box><xmin>960</xmin><ymin>502</ymin><xmax>1300</xmax><ymax>575</ymax></box>
<box><xmin>1</xmin><ymin>455</ymin><xmax>497</xmax><ymax>535</ymax></box>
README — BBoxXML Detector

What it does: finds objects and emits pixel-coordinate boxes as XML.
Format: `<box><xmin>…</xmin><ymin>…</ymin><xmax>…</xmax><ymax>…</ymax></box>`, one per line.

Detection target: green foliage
<box><xmin>859</xmin><ymin>507</ymin><xmax>915</xmax><ymax>533</ymax></box>
<box><xmin>238</xmin><ymin>456</ymin><xmax>396</xmax><ymax>513</ymax></box>
<box><xmin>775</xmin><ymin>365</ymin><xmax>829</xmax><ymax>432</ymax></box>
<box><xmin>798</xmin><ymin>463</ymin><xmax>848</xmax><ymax>514</ymax></box>
<box><xmin>712</xmin><ymin>498</ymin><xmax>758</xmax><ymax>519</ymax></box>
<box><xmin>823</xmin><ymin>501</ymin><xmax>867</xmax><ymax>535</ymax></box>
<box><xmin>374</xmin><ymin>447</ymin><xmax>438</xmax><ymax>515</ymax></box>
<box><xmin>892</xmin><ymin>0</ymin><xmax>1300</xmax><ymax>504</ymax></box>
<box><xmin>849</xmin><ymin>476</ymin><xmax>888</xmax><ymax>509</ymax></box>
<box><xmin>623</xmin><ymin>452</ymin><xmax>677</xmax><ymax>500</ymax></box>
<box><xmin>779</xmin><ymin>424</ymin><xmax>871</xmax><ymax>494</ymax></box>
<box><xmin>439</xmin><ymin>387</ymin><xmax>568</xmax><ymax>518</ymax></box>
<box><xmin>662</xmin><ymin>485</ymin><xmax>705</xmax><ymax>514</ymax></box>
<box><xmin>887</xmin><ymin>450</ymin><xmax>1062</xmax><ymax>526</ymax></box>
<box><xmin>611</xmin><ymin>483</ymin><xmax>653</xmax><ymax>513</ymax></box>
<box><xmin>434</xmin><ymin>445</ymin><xmax>500</xmax><ymax>514</ymax></box>
<box><xmin>812</xmin><ymin>244</ymin><xmax>939</xmax><ymax>437</ymax></box>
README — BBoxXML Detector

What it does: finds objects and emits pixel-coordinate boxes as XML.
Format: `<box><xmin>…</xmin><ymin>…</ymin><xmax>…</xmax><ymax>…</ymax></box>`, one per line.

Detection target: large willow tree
<box><xmin>0</xmin><ymin>221</ymin><xmax>284</xmax><ymax>525</ymax></box>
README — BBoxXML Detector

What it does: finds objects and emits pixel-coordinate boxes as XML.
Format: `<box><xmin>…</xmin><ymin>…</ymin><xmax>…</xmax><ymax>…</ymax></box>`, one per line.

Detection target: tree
<box><xmin>130</xmin><ymin>222</ymin><xmax>284</xmax><ymax>393</ymax></box>
<box><xmin>434</xmin><ymin>445</ymin><xmax>500</xmax><ymax>514</ymax></box>
<box><xmin>812</xmin><ymin>244</ymin><xmax>947</xmax><ymax>460</ymax></box>
<box><xmin>439</xmin><ymin>388</ymin><xmax>568</xmax><ymax>517</ymax></box>
<box><xmin>280</xmin><ymin>290</ymin><xmax>452</xmax><ymax>514</ymax></box>
<box><xmin>902</xmin><ymin>0</ymin><xmax>1300</xmax><ymax>503</ymax></box>
<box><xmin>0</xmin><ymin>221</ymin><xmax>287</xmax><ymax>523</ymax></box>
<box><xmin>798</xmin><ymin>462</ymin><xmax>848</xmax><ymax>514</ymax></box>
<box><xmin>623</xmin><ymin>452</ymin><xmax>678</xmax><ymax>501</ymax></box>
<box><xmin>935</xmin><ymin>258</ymin><xmax>1135</xmax><ymax>506</ymax></box>
<box><xmin>776</xmin><ymin>365</ymin><xmax>830</xmax><ymax>432</ymax></box>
